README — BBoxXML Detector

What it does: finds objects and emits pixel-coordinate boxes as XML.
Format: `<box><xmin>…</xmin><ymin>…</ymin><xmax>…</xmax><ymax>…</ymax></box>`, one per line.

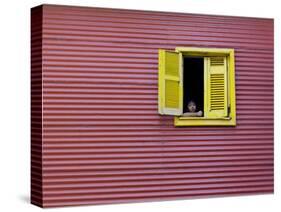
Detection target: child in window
<box><xmin>183</xmin><ymin>100</ymin><xmax>203</xmax><ymax>117</ymax></box>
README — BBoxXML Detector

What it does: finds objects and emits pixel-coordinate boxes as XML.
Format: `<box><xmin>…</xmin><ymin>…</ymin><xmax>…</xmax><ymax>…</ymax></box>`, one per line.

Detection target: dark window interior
<box><xmin>183</xmin><ymin>57</ymin><xmax>204</xmax><ymax>114</ymax></box>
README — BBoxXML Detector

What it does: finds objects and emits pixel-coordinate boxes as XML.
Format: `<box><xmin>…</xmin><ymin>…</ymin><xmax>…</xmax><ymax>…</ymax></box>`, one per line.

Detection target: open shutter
<box><xmin>206</xmin><ymin>57</ymin><xmax>228</xmax><ymax>118</ymax></box>
<box><xmin>158</xmin><ymin>50</ymin><xmax>182</xmax><ymax>115</ymax></box>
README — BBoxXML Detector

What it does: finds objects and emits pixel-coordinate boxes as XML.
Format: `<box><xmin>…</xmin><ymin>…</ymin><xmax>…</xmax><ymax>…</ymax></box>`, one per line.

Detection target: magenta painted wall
<box><xmin>31</xmin><ymin>4</ymin><xmax>274</xmax><ymax>207</ymax></box>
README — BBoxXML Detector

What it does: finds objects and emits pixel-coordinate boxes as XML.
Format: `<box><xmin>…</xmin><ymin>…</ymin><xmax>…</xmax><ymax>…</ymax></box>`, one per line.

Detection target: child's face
<box><xmin>188</xmin><ymin>102</ymin><xmax>196</xmax><ymax>112</ymax></box>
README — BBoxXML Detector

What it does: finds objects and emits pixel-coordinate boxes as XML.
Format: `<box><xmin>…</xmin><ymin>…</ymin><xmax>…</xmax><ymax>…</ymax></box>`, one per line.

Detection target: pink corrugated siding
<box><xmin>31</xmin><ymin>5</ymin><xmax>43</xmax><ymax>207</ymax></box>
<box><xmin>31</xmin><ymin>4</ymin><xmax>274</xmax><ymax>207</ymax></box>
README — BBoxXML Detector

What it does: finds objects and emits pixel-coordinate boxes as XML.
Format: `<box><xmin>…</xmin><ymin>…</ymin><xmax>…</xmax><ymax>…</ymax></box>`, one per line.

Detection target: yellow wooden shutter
<box><xmin>158</xmin><ymin>50</ymin><xmax>183</xmax><ymax>115</ymax></box>
<box><xmin>205</xmin><ymin>57</ymin><xmax>228</xmax><ymax>118</ymax></box>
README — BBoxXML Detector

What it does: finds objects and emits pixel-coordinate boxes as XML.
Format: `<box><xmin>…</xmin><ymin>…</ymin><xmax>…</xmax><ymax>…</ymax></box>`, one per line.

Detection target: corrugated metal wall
<box><xmin>31</xmin><ymin>5</ymin><xmax>43</xmax><ymax>207</ymax></box>
<box><xmin>31</xmin><ymin>4</ymin><xmax>274</xmax><ymax>208</ymax></box>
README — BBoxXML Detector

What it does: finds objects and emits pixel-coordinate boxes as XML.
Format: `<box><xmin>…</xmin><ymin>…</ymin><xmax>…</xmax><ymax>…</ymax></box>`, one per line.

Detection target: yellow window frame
<box><xmin>174</xmin><ymin>47</ymin><xmax>236</xmax><ymax>126</ymax></box>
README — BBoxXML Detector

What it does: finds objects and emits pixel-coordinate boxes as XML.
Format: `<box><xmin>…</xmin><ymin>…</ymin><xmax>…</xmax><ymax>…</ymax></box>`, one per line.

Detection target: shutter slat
<box><xmin>206</xmin><ymin>57</ymin><xmax>228</xmax><ymax>118</ymax></box>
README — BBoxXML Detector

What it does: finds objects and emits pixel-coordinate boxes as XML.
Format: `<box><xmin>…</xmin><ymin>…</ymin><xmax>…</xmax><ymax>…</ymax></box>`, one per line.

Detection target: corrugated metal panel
<box><xmin>31</xmin><ymin>5</ymin><xmax>43</xmax><ymax>207</ymax></box>
<box><xmin>31</xmin><ymin>4</ymin><xmax>274</xmax><ymax>208</ymax></box>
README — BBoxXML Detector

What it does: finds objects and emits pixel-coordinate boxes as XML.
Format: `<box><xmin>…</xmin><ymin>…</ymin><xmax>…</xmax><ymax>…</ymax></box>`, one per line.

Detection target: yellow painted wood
<box><xmin>176</xmin><ymin>47</ymin><xmax>234</xmax><ymax>56</ymax></box>
<box><xmin>203</xmin><ymin>58</ymin><xmax>208</xmax><ymax>118</ymax></box>
<box><xmin>228</xmin><ymin>49</ymin><xmax>236</xmax><ymax>125</ymax></box>
<box><xmin>174</xmin><ymin>116</ymin><xmax>236</xmax><ymax>126</ymax></box>
<box><xmin>158</xmin><ymin>50</ymin><xmax>183</xmax><ymax>115</ymax></box>
<box><xmin>205</xmin><ymin>56</ymin><xmax>228</xmax><ymax>118</ymax></box>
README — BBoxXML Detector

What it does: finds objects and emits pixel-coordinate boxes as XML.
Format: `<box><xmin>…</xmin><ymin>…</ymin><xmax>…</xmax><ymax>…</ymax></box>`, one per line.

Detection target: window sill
<box><xmin>174</xmin><ymin>116</ymin><xmax>236</xmax><ymax>126</ymax></box>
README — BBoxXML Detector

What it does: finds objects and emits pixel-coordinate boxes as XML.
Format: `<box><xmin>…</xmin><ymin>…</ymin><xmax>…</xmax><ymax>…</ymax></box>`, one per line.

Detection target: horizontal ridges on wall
<box><xmin>32</xmin><ymin>4</ymin><xmax>273</xmax><ymax>207</ymax></box>
<box><xmin>31</xmin><ymin>5</ymin><xmax>43</xmax><ymax>207</ymax></box>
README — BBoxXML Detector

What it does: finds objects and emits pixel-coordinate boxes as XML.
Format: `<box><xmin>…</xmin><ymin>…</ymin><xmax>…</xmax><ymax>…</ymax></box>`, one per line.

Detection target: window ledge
<box><xmin>174</xmin><ymin>116</ymin><xmax>236</xmax><ymax>126</ymax></box>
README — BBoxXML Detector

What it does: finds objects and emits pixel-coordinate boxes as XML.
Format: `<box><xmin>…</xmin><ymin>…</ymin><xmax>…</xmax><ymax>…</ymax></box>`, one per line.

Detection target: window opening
<box><xmin>183</xmin><ymin>57</ymin><xmax>204</xmax><ymax>117</ymax></box>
